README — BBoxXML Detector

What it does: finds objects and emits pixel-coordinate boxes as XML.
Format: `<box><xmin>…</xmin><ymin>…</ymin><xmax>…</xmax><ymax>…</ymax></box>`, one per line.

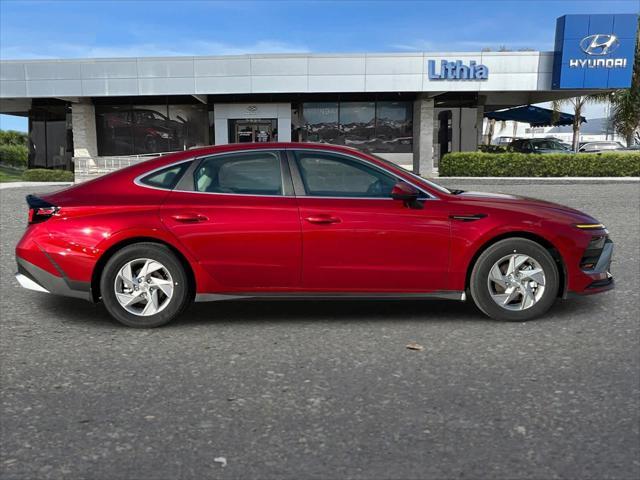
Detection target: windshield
<box><xmin>369</xmin><ymin>154</ymin><xmax>452</xmax><ymax>195</ymax></box>
<box><xmin>532</xmin><ymin>139</ymin><xmax>568</xmax><ymax>150</ymax></box>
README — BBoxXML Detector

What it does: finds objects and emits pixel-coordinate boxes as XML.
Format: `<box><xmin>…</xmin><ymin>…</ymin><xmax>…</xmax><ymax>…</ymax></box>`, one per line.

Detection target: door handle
<box><xmin>449</xmin><ymin>214</ymin><xmax>487</xmax><ymax>222</ymax></box>
<box><xmin>304</xmin><ymin>215</ymin><xmax>341</xmax><ymax>225</ymax></box>
<box><xmin>170</xmin><ymin>213</ymin><xmax>209</xmax><ymax>223</ymax></box>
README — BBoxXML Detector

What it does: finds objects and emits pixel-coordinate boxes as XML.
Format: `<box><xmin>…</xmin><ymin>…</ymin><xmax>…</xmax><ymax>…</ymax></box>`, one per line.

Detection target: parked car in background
<box><xmin>15</xmin><ymin>143</ymin><xmax>613</xmax><ymax>327</ymax></box>
<box><xmin>510</xmin><ymin>138</ymin><xmax>570</xmax><ymax>154</ymax></box>
<box><xmin>578</xmin><ymin>141</ymin><xmax>625</xmax><ymax>153</ymax></box>
<box><xmin>623</xmin><ymin>144</ymin><xmax>640</xmax><ymax>151</ymax></box>
<box><xmin>492</xmin><ymin>136</ymin><xmax>521</xmax><ymax>146</ymax></box>
<box><xmin>544</xmin><ymin>136</ymin><xmax>572</xmax><ymax>150</ymax></box>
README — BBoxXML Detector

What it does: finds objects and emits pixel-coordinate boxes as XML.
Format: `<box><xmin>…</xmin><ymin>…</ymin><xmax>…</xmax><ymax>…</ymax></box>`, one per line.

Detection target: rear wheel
<box><xmin>100</xmin><ymin>243</ymin><xmax>191</xmax><ymax>327</ymax></box>
<box><xmin>470</xmin><ymin>238</ymin><xmax>559</xmax><ymax>321</ymax></box>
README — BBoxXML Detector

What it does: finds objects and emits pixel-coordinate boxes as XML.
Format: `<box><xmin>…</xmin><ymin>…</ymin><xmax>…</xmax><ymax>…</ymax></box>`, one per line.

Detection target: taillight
<box><xmin>28</xmin><ymin>206</ymin><xmax>59</xmax><ymax>224</ymax></box>
<box><xmin>26</xmin><ymin>194</ymin><xmax>59</xmax><ymax>224</ymax></box>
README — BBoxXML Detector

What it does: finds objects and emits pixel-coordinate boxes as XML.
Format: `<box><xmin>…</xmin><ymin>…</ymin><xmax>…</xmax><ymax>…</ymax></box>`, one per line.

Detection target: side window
<box><xmin>194</xmin><ymin>152</ymin><xmax>282</xmax><ymax>195</ymax></box>
<box><xmin>294</xmin><ymin>152</ymin><xmax>397</xmax><ymax>198</ymax></box>
<box><xmin>139</xmin><ymin>162</ymin><xmax>189</xmax><ymax>190</ymax></box>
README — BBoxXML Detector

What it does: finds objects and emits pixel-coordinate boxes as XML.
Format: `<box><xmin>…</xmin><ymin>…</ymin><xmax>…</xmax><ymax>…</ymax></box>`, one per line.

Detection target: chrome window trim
<box><xmin>133</xmin><ymin>146</ymin><xmax>439</xmax><ymax>201</ymax></box>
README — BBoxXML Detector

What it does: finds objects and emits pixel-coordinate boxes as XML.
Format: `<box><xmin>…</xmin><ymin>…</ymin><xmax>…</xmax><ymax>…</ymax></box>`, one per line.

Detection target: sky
<box><xmin>1</xmin><ymin>0</ymin><xmax>638</xmax><ymax>131</ymax></box>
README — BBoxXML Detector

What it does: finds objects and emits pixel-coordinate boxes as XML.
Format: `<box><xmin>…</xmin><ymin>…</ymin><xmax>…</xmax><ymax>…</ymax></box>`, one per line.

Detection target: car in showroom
<box><xmin>15</xmin><ymin>143</ymin><xmax>613</xmax><ymax>327</ymax></box>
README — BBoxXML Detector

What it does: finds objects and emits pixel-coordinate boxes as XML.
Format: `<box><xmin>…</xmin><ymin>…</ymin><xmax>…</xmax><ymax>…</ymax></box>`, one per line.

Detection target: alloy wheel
<box><xmin>487</xmin><ymin>254</ymin><xmax>546</xmax><ymax>311</ymax></box>
<box><xmin>113</xmin><ymin>258</ymin><xmax>174</xmax><ymax>316</ymax></box>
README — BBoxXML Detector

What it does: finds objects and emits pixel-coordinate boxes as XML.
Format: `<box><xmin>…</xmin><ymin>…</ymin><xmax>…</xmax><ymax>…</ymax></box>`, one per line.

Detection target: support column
<box><xmin>476</xmin><ymin>104</ymin><xmax>485</xmax><ymax>146</ymax></box>
<box><xmin>412</xmin><ymin>96</ymin><xmax>434</xmax><ymax>177</ymax></box>
<box><xmin>71</xmin><ymin>100</ymin><xmax>97</xmax><ymax>158</ymax></box>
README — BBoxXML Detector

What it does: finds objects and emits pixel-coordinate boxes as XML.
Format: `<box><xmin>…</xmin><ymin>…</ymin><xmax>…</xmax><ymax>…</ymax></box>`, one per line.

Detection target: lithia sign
<box><xmin>427</xmin><ymin>60</ymin><xmax>489</xmax><ymax>80</ymax></box>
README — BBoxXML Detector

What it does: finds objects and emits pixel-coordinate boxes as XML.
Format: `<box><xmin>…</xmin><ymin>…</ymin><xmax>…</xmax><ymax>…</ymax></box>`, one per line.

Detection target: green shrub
<box><xmin>0</xmin><ymin>130</ymin><xmax>28</xmax><ymax>146</ymax></box>
<box><xmin>0</xmin><ymin>144</ymin><xmax>28</xmax><ymax>168</ymax></box>
<box><xmin>477</xmin><ymin>144</ymin><xmax>507</xmax><ymax>153</ymax></box>
<box><xmin>22</xmin><ymin>169</ymin><xmax>74</xmax><ymax>182</ymax></box>
<box><xmin>440</xmin><ymin>152</ymin><xmax>640</xmax><ymax>177</ymax></box>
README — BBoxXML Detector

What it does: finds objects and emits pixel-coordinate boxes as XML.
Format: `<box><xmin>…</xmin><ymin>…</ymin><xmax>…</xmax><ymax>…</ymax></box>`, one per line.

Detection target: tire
<box><xmin>469</xmin><ymin>238</ymin><xmax>559</xmax><ymax>321</ymax></box>
<box><xmin>100</xmin><ymin>243</ymin><xmax>191</xmax><ymax>328</ymax></box>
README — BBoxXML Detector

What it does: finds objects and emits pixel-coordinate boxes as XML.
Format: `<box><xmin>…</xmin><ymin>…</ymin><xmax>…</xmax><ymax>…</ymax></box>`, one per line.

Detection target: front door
<box><xmin>161</xmin><ymin>150</ymin><xmax>301</xmax><ymax>291</ymax></box>
<box><xmin>290</xmin><ymin>150</ymin><xmax>451</xmax><ymax>292</ymax></box>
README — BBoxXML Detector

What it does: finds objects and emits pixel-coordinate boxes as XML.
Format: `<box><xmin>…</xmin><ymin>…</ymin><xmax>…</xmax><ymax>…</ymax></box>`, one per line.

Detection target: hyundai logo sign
<box><xmin>579</xmin><ymin>34</ymin><xmax>620</xmax><ymax>55</ymax></box>
<box><xmin>553</xmin><ymin>14</ymin><xmax>638</xmax><ymax>89</ymax></box>
<box><xmin>570</xmin><ymin>34</ymin><xmax>627</xmax><ymax>69</ymax></box>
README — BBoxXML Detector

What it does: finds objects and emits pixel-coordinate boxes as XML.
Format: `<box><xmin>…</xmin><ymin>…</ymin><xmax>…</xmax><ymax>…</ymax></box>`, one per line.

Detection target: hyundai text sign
<box><xmin>553</xmin><ymin>14</ymin><xmax>638</xmax><ymax>89</ymax></box>
<box><xmin>427</xmin><ymin>60</ymin><xmax>489</xmax><ymax>80</ymax></box>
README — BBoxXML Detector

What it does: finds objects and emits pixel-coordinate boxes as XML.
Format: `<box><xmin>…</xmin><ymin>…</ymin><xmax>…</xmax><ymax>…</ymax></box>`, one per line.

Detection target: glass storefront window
<box><xmin>29</xmin><ymin>118</ymin><xmax>47</xmax><ymax>168</ymax></box>
<box><xmin>301</xmin><ymin>101</ymin><xmax>412</xmax><ymax>153</ymax></box>
<box><xmin>96</xmin><ymin>106</ymin><xmax>134</xmax><ymax>156</ymax></box>
<box><xmin>340</xmin><ymin>102</ymin><xmax>375</xmax><ymax>150</ymax></box>
<box><xmin>374</xmin><ymin>101</ymin><xmax>413</xmax><ymax>153</ymax></box>
<box><xmin>168</xmin><ymin>104</ymin><xmax>208</xmax><ymax>150</ymax></box>
<box><xmin>302</xmin><ymin>102</ymin><xmax>342</xmax><ymax>144</ymax></box>
<box><xmin>45</xmin><ymin>120</ymin><xmax>68</xmax><ymax>168</ymax></box>
<box><xmin>96</xmin><ymin>101</ymin><xmax>210</xmax><ymax>156</ymax></box>
<box><xmin>28</xmin><ymin>103</ymin><xmax>73</xmax><ymax>170</ymax></box>
<box><xmin>132</xmin><ymin>105</ymin><xmax>172</xmax><ymax>154</ymax></box>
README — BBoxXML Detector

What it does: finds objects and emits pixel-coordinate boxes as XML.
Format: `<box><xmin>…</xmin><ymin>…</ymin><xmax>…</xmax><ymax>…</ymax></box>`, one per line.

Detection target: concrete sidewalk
<box><xmin>0</xmin><ymin>182</ymin><xmax>72</xmax><ymax>190</ymax></box>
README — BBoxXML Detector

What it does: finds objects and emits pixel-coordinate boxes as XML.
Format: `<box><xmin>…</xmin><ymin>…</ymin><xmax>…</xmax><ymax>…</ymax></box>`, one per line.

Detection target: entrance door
<box><xmin>233</xmin><ymin>120</ymin><xmax>275</xmax><ymax>143</ymax></box>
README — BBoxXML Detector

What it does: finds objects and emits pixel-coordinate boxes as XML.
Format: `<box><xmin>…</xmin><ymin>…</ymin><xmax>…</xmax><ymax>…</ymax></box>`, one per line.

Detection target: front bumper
<box><xmin>15</xmin><ymin>257</ymin><xmax>91</xmax><ymax>301</ymax></box>
<box><xmin>571</xmin><ymin>238</ymin><xmax>615</xmax><ymax>295</ymax></box>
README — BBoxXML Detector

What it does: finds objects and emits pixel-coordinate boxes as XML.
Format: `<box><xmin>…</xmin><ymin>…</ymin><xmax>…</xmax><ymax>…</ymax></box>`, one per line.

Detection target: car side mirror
<box><xmin>391</xmin><ymin>181</ymin><xmax>423</xmax><ymax>209</ymax></box>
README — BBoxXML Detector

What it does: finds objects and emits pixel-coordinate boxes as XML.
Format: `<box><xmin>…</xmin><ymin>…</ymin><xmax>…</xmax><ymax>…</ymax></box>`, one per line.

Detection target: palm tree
<box><xmin>551</xmin><ymin>94</ymin><xmax>610</xmax><ymax>151</ymax></box>
<box><xmin>608</xmin><ymin>18</ymin><xmax>640</xmax><ymax>147</ymax></box>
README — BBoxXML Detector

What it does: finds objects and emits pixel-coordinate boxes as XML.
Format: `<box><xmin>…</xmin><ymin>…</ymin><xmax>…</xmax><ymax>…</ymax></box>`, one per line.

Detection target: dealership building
<box><xmin>0</xmin><ymin>13</ymin><xmax>637</xmax><ymax>178</ymax></box>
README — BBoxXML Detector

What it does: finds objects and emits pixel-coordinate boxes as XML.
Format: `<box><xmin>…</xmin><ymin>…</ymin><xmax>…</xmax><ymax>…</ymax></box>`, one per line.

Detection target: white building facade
<box><xmin>0</xmin><ymin>14</ymin><xmax>637</xmax><ymax>177</ymax></box>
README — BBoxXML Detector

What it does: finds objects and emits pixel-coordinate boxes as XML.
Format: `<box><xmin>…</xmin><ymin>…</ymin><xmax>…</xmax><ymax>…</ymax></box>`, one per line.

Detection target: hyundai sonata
<box><xmin>15</xmin><ymin>143</ymin><xmax>613</xmax><ymax>327</ymax></box>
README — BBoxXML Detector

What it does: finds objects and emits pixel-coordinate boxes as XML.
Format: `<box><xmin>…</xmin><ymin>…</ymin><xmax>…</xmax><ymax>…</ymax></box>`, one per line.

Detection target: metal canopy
<box><xmin>484</xmin><ymin>105</ymin><xmax>586</xmax><ymax>127</ymax></box>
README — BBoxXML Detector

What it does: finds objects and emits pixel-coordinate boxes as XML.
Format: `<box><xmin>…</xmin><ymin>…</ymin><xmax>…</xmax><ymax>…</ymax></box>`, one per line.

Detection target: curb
<box><xmin>0</xmin><ymin>182</ymin><xmax>73</xmax><ymax>190</ymax></box>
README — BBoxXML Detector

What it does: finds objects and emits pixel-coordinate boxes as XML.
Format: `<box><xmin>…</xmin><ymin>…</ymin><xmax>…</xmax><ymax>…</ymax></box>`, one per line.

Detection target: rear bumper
<box><xmin>15</xmin><ymin>257</ymin><xmax>91</xmax><ymax>301</ymax></box>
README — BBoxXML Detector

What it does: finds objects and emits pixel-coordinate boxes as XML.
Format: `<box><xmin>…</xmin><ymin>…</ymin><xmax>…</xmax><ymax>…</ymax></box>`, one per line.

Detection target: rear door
<box><xmin>160</xmin><ymin>150</ymin><xmax>302</xmax><ymax>291</ymax></box>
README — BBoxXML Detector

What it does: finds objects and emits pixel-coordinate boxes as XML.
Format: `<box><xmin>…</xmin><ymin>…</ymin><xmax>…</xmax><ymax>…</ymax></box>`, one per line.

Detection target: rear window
<box><xmin>139</xmin><ymin>163</ymin><xmax>189</xmax><ymax>190</ymax></box>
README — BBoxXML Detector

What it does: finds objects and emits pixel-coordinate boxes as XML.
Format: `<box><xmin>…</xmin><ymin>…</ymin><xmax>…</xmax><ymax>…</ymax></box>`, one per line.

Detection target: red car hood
<box><xmin>455</xmin><ymin>191</ymin><xmax>600</xmax><ymax>224</ymax></box>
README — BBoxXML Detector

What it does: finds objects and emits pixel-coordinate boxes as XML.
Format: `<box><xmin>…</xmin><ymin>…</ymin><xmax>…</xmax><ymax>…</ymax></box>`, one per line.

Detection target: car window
<box><xmin>194</xmin><ymin>152</ymin><xmax>282</xmax><ymax>195</ymax></box>
<box><xmin>294</xmin><ymin>151</ymin><xmax>397</xmax><ymax>198</ymax></box>
<box><xmin>139</xmin><ymin>162</ymin><xmax>189</xmax><ymax>190</ymax></box>
<box><xmin>532</xmin><ymin>140</ymin><xmax>558</xmax><ymax>150</ymax></box>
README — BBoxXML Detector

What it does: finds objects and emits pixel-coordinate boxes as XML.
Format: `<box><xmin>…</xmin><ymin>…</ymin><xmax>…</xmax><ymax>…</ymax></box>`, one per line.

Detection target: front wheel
<box><xmin>100</xmin><ymin>243</ymin><xmax>191</xmax><ymax>328</ymax></box>
<box><xmin>470</xmin><ymin>238</ymin><xmax>559</xmax><ymax>321</ymax></box>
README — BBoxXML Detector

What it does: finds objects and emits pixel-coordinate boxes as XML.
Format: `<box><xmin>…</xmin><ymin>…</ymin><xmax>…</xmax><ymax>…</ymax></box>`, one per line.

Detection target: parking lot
<box><xmin>1</xmin><ymin>181</ymin><xmax>639</xmax><ymax>480</ymax></box>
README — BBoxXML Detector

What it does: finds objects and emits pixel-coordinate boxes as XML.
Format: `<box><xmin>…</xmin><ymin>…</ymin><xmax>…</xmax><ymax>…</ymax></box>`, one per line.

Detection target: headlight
<box><xmin>575</xmin><ymin>223</ymin><xmax>606</xmax><ymax>230</ymax></box>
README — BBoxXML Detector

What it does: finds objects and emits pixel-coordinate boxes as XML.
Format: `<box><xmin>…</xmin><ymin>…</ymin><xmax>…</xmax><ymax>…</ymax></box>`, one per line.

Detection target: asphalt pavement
<box><xmin>1</xmin><ymin>182</ymin><xmax>639</xmax><ymax>480</ymax></box>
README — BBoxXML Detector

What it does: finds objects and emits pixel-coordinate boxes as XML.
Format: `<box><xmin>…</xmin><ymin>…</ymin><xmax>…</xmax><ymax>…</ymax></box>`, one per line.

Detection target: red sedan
<box><xmin>15</xmin><ymin>143</ymin><xmax>613</xmax><ymax>327</ymax></box>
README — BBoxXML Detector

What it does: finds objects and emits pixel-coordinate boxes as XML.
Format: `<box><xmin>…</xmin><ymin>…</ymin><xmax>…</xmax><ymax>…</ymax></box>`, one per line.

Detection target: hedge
<box><xmin>22</xmin><ymin>169</ymin><xmax>74</xmax><ymax>182</ymax></box>
<box><xmin>477</xmin><ymin>144</ymin><xmax>508</xmax><ymax>153</ymax></box>
<box><xmin>0</xmin><ymin>144</ymin><xmax>28</xmax><ymax>168</ymax></box>
<box><xmin>440</xmin><ymin>152</ymin><xmax>640</xmax><ymax>177</ymax></box>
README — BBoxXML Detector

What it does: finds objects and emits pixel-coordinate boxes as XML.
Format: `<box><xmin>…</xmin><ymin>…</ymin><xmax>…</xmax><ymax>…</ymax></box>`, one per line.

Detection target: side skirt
<box><xmin>195</xmin><ymin>291</ymin><xmax>467</xmax><ymax>303</ymax></box>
